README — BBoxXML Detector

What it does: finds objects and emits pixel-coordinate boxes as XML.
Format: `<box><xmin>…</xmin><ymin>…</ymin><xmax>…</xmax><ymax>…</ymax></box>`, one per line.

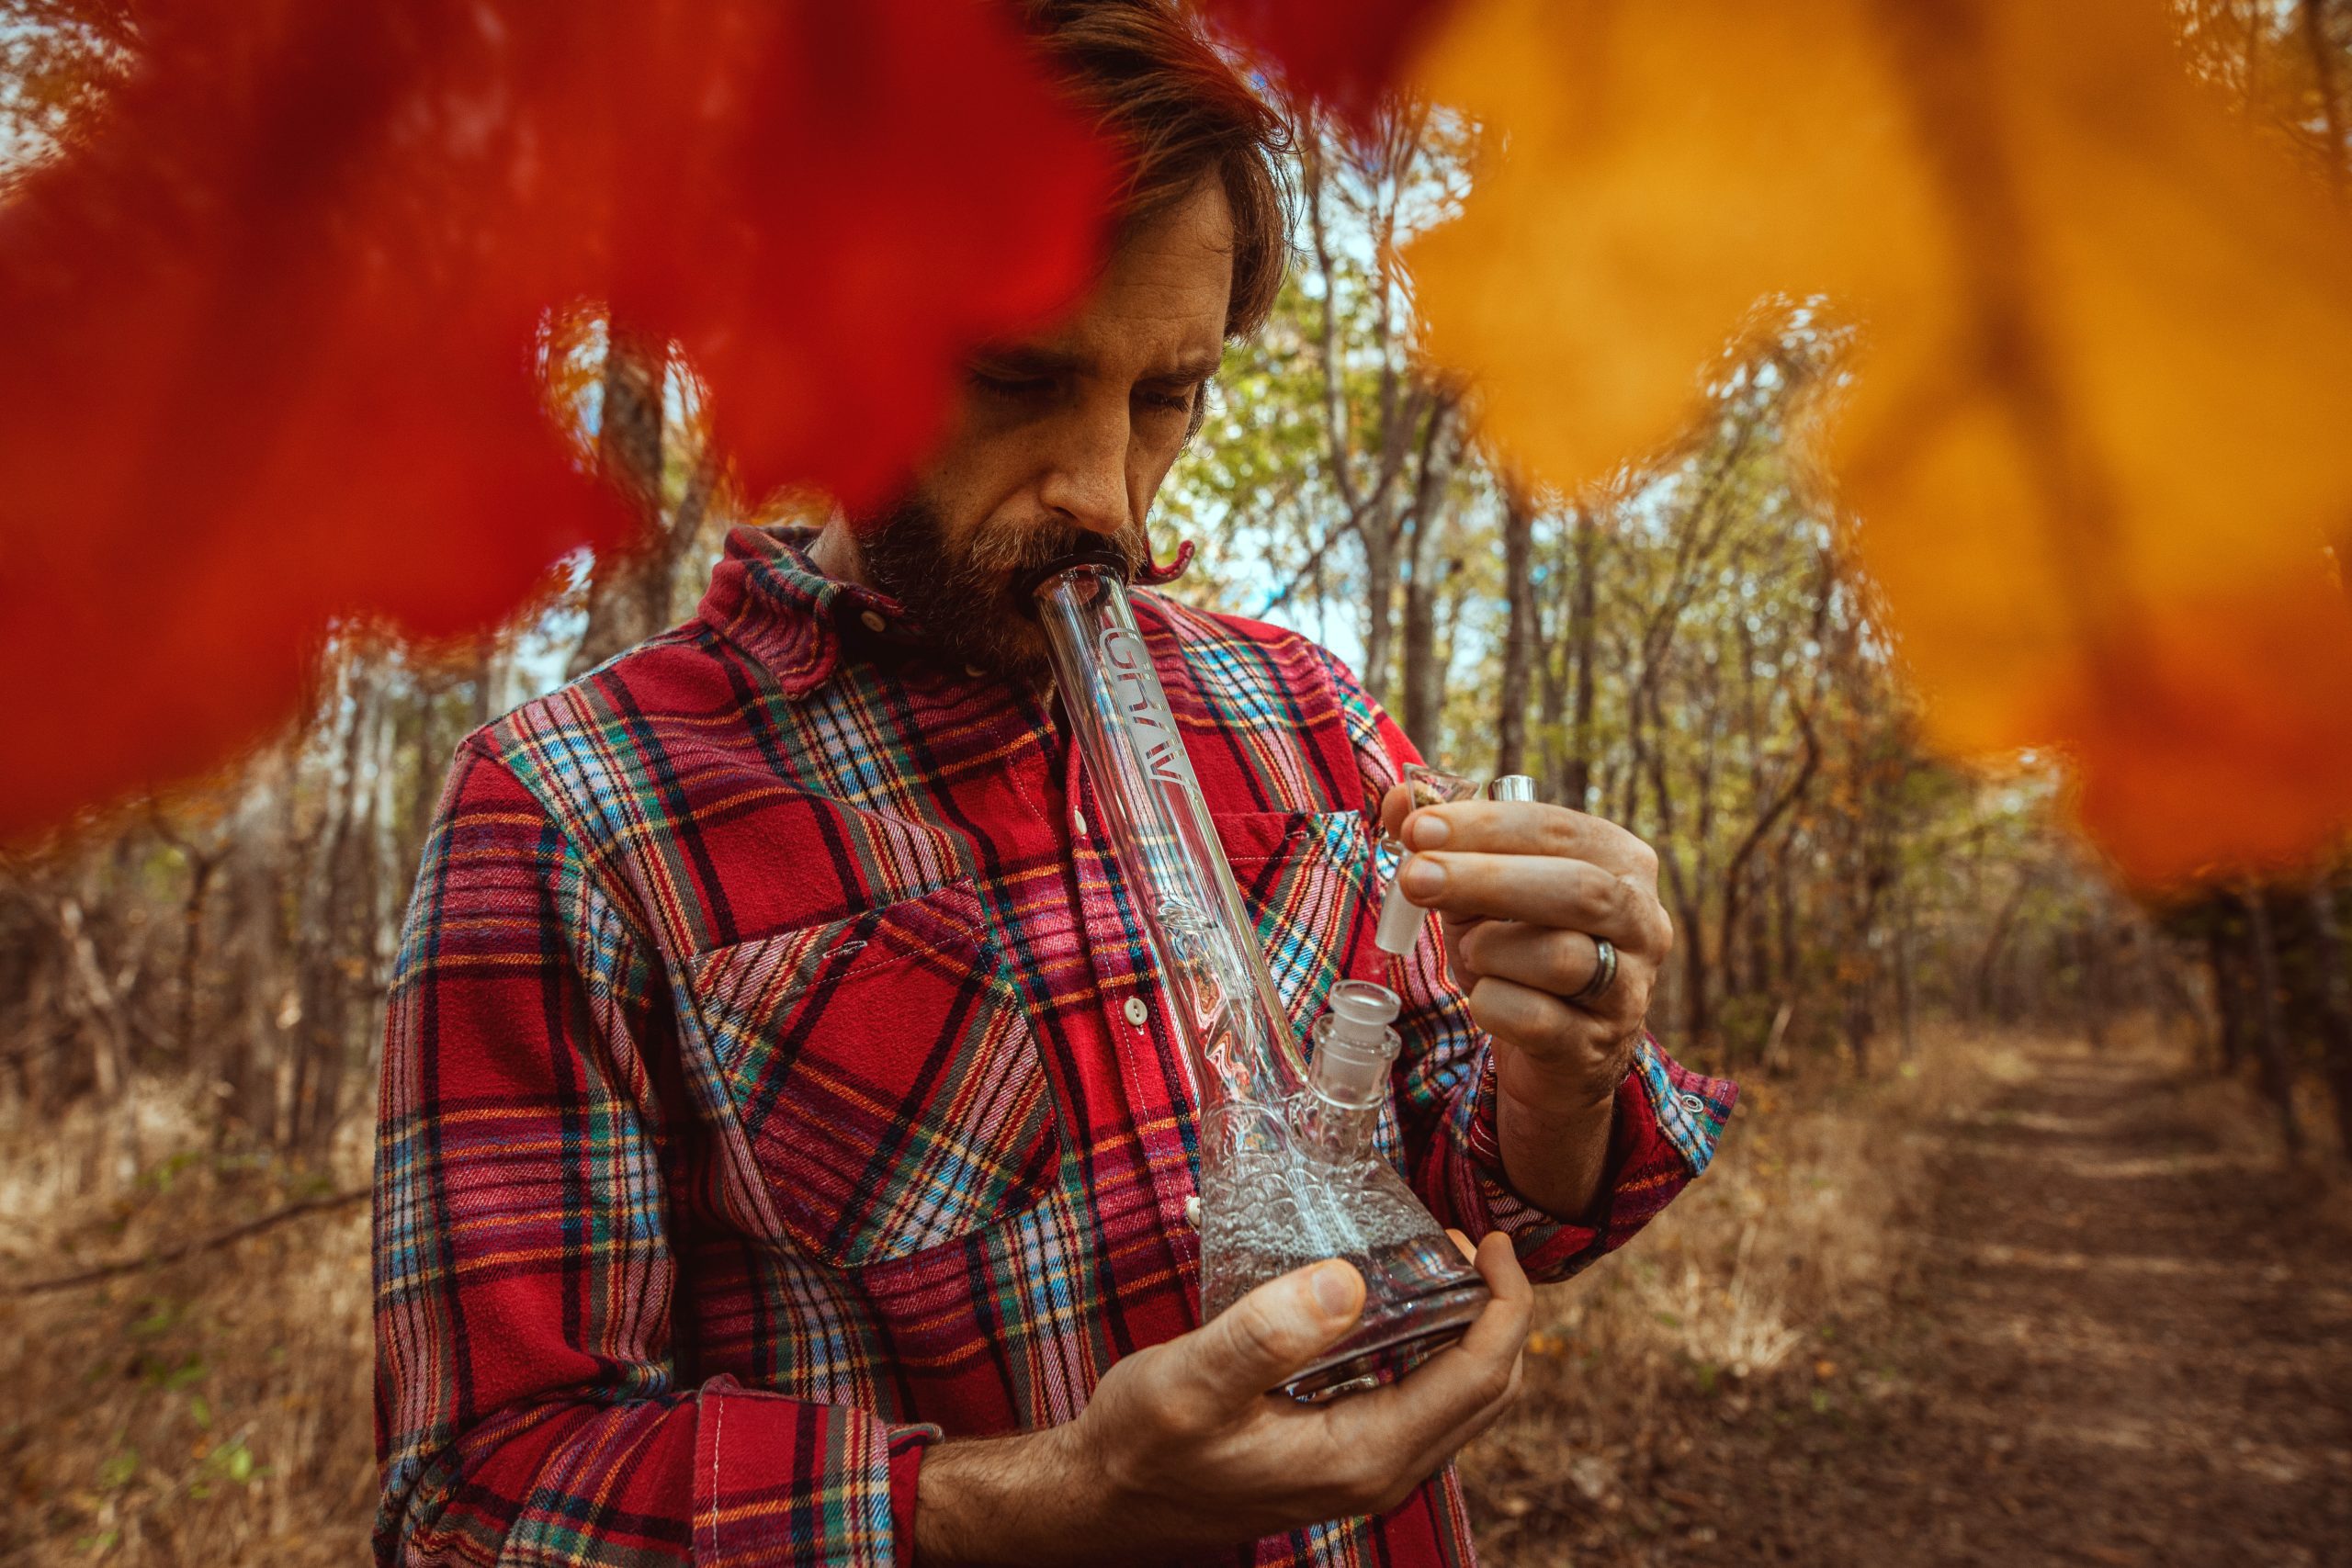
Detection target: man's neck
<box><xmin>806</xmin><ymin>518</ymin><xmax>870</xmax><ymax>587</ymax></box>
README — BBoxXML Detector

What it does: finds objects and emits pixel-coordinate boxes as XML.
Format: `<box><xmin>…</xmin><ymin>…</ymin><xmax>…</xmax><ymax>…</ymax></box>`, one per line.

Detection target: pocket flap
<box><xmin>683</xmin><ymin>881</ymin><xmax>1061</xmax><ymax>1267</ymax></box>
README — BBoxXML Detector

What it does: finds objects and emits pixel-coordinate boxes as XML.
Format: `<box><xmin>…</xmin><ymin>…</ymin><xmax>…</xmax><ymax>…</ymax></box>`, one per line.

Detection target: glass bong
<box><xmin>1031</xmin><ymin>549</ymin><xmax>1489</xmax><ymax>1397</ymax></box>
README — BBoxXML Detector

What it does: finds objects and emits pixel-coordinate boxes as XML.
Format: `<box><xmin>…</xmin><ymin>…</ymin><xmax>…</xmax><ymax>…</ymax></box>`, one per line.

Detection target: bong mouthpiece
<box><xmin>1016</xmin><ymin>545</ymin><xmax>1136</xmax><ymax>614</ymax></box>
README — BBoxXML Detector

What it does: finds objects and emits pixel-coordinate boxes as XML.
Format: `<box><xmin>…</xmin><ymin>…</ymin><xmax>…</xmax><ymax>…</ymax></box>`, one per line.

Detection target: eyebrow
<box><xmin>970</xmin><ymin>344</ymin><xmax>1221</xmax><ymax>383</ymax></box>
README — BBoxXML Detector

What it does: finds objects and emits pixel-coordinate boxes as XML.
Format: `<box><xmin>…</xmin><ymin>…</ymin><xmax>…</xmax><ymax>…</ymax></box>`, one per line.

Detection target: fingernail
<box><xmin>1409</xmin><ymin>814</ymin><xmax>1450</xmax><ymax>849</ymax></box>
<box><xmin>1310</xmin><ymin>1260</ymin><xmax>1359</xmax><ymax>1318</ymax></box>
<box><xmin>1401</xmin><ymin>856</ymin><xmax>1444</xmax><ymax>897</ymax></box>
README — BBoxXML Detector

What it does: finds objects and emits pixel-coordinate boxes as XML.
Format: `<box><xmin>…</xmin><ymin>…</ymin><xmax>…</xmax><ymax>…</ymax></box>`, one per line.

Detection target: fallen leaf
<box><xmin>1196</xmin><ymin>0</ymin><xmax>1459</xmax><ymax>121</ymax></box>
<box><xmin>1408</xmin><ymin>0</ymin><xmax>2352</xmax><ymax>885</ymax></box>
<box><xmin>0</xmin><ymin>0</ymin><xmax>1113</xmax><ymax>840</ymax></box>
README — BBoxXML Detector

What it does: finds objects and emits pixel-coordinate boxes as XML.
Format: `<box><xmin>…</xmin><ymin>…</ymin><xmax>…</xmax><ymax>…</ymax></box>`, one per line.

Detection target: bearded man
<box><xmin>373</xmin><ymin>4</ymin><xmax>1735</xmax><ymax>1563</ymax></box>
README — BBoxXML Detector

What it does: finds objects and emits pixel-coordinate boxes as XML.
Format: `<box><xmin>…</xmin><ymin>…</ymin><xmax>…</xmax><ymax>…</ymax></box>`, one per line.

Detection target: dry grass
<box><xmin>0</xmin><ymin>1089</ymin><xmax>375</xmax><ymax>1567</ymax></box>
<box><xmin>7</xmin><ymin>1022</ymin><xmax>2297</xmax><ymax>1566</ymax></box>
<box><xmin>1456</xmin><ymin>1023</ymin><xmax>2037</xmax><ymax>1560</ymax></box>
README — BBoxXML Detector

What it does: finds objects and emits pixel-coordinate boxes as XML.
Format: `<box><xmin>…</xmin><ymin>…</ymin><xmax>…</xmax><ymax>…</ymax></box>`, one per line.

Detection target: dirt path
<box><xmin>1483</xmin><ymin>1047</ymin><xmax>2352</xmax><ymax>1567</ymax></box>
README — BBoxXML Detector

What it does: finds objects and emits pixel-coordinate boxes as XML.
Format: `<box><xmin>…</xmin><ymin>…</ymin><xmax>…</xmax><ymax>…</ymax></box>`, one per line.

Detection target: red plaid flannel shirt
<box><xmin>373</xmin><ymin>525</ymin><xmax>1736</xmax><ymax>1566</ymax></box>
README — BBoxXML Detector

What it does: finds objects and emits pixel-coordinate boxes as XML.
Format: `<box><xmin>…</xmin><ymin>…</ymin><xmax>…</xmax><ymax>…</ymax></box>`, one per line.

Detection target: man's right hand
<box><xmin>913</xmin><ymin>1231</ymin><xmax>1534</xmax><ymax>1566</ymax></box>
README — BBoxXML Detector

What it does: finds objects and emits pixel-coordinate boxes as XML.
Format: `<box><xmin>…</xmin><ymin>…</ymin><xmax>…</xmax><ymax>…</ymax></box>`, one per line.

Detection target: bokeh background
<box><xmin>3</xmin><ymin>2</ymin><xmax>2348</xmax><ymax>1563</ymax></box>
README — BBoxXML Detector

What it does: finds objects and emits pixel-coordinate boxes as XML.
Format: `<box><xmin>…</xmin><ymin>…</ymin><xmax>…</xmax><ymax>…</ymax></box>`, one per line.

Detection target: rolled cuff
<box><xmin>888</xmin><ymin>1427</ymin><xmax>934</xmax><ymax>1568</ymax></box>
<box><xmin>691</xmin><ymin>1379</ymin><xmax>941</xmax><ymax>1567</ymax></box>
<box><xmin>1426</xmin><ymin>1033</ymin><xmax>1737</xmax><ymax>1283</ymax></box>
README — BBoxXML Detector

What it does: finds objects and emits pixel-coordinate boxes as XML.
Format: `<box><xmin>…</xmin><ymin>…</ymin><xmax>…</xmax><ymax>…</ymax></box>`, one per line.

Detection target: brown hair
<box><xmin>1020</xmin><ymin>0</ymin><xmax>1295</xmax><ymax>338</ymax></box>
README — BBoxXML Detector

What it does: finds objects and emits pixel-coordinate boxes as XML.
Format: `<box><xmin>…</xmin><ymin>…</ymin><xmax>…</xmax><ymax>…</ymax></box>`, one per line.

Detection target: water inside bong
<box><xmin>1196</xmin><ymin>1097</ymin><xmax>1458</xmax><ymax>1320</ymax></box>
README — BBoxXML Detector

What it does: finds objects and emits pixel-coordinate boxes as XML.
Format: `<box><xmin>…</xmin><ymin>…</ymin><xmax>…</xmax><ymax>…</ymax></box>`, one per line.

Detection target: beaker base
<box><xmin>1281</xmin><ymin>1278</ymin><xmax>1491</xmax><ymax>1400</ymax></box>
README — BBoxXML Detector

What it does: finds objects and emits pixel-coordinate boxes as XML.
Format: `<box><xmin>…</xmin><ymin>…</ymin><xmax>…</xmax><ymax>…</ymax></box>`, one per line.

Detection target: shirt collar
<box><xmin>695</xmin><ymin>520</ymin><xmax>1196</xmax><ymax>698</ymax></box>
<box><xmin>695</xmin><ymin>523</ymin><xmax>913</xmax><ymax>696</ymax></box>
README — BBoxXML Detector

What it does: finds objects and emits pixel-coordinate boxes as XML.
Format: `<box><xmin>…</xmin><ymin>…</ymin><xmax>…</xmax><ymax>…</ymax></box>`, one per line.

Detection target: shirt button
<box><xmin>858</xmin><ymin>609</ymin><xmax>888</xmax><ymax>634</ymax></box>
<box><xmin>1123</xmin><ymin>996</ymin><xmax>1149</xmax><ymax>1027</ymax></box>
<box><xmin>1074</xmin><ymin>811</ymin><xmax>1089</xmax><ymax>838</ymax></box>
<box><xmin>1183</xmin><ymin>1195</ymin><xmax>1202</xmax><ymax>1229</ymax></box>
<box><xmin>1679</xmin><ymin>1092</ymin><xmax>1706</xmax><ymax>1113</ymax></box>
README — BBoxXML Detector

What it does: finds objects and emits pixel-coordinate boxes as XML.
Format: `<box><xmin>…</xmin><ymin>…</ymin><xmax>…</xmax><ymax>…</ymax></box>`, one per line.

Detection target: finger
<box><xmin>1458</xmin><ymin>921</ymin><xmax>1610</xmax><ymax>1000</ymax></box>
<box><xmin>1464</xmin><ymin>1231</ymin><xmax>1537</xmax><ymax>1341</ymax></box>
<box><xmin>1326</xmin><ymin>1232</ymin><xmax>1543</xmax><ymax>1504</ymax></box>
<box><xmin>1331</xmin><ymin>1235</ymin><xmax>1535</xmax><ymax>1450</ymax></box>
<box><xmin>1178</xmin><ymin>1258</ymin><xmax>1366</xmax><ymax>1407</ymax></box>
<box><xmin>1397</xmin><ymin>852</ymin><xmax>1668</xmax><ymax>952</ymax></box>
<box><xmin>1467</xmin><ymin>974</ymin><xmax>1595</xmax><ymax>1055</ymax></box>
<box><xmin>1401</xmin><ymin>1241</ymin><xmax>1533</xmax><ymax>1419</ymax></box>
<box><xmin>1377</xmin><ymin>781</ymin><xmax>1417</xmax><ymax>842</ymax></box>
<box><xmin>1398</xmin><ymin>1336</ymin><xmax>1527</xmax><ymax>1481</ymax></box>
<box><xmin>1444</xmin><ymin>1228</ymin><xmax>1476</xmax><ymax>1263</ymax></box>
<box><xmin>1403</xmin><ymin>801</ymin><xmax>1658</xmax><ymax>884</ymax></box>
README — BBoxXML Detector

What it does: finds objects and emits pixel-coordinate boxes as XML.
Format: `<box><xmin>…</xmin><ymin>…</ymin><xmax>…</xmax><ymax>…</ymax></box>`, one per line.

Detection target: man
<box><xmin>373</xmin><ymin>3</ymin><xmax>1735</xmax><ymax>1562</ymax></box>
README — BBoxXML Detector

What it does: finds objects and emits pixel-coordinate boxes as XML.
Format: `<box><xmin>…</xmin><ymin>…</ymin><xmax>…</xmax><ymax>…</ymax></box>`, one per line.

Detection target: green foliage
<box><xmin>0</xmin><ymin>1</ymin><xmax>133</xmax><ymax>182</ymax></box>
<box><xmin>1161</xmin><ymin>118</ymin><xmax>2122</xmax><ymax>1066</ymax></box>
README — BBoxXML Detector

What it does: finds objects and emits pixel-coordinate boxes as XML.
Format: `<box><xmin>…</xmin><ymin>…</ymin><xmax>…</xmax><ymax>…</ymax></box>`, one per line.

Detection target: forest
<box><xmin>2</xmin><ymin>2</ymin><xmax>2349</xmax><ymax>1564</ymax></box>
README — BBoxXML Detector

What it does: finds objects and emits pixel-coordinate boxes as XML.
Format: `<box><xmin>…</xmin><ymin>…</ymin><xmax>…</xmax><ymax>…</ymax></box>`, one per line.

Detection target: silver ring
<box><xmin>1569</xmin><ymin>937</ymin><xmax>1618</xmax><ymax>1007</ymax></box>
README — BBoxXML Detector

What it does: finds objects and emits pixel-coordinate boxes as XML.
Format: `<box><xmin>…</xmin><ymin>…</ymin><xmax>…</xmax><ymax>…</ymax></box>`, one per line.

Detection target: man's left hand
<box><xmin>1377</xmin><ymin>784</ymin><xmax>1674</xmax><ymax>1216</ymax></box>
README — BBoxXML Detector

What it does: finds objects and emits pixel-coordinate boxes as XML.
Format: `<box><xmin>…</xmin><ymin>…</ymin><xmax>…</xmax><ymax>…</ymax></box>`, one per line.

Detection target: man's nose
<box><xmin>1035</xmin><ymin>398</ymin><xmax>1131</xmax><ymax>539</ymax></box>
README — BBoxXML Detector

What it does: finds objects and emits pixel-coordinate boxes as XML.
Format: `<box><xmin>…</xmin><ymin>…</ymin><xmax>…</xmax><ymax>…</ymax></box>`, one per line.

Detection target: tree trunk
<box><xmin>1360</xmin><ymin>520</ymin><xmax>1398</xmax><ymax>706</ymax></box>
<box><xmin>1565</xmin><ymin>507</ymin><xmax>1598</xmax><ymax>809</ymax></box>
<box><xmin>2208</xmin><ymin>917</ymin><xmax>2248</xmax><ymax>1074</ymax></box>
<box><xmin>568</xmin><ymin>329</ymin><xmax>674</xmax><ymax>679</ymax></box>
<box><xmin>1974</xmin><ymin>871</ymin><xmax>2032</xmax><ymax>1018</ymax></box>
<box><xmin>1771</xmin><ymin>826</ymin><xmax>1801</xmax><ymax>999</ymax></box>
<box><xmin>1895</xmin><ymin>877</ymin><xmax>1919</xmax><ymax>1063</ymax></box>
<box><xmin>2301</xmin><ymin>0</ymin><xmax>2346</xmax><ymax>196</ymax></box>
<box><xmin>150</xmin><ymin>809</ymin><xmax>224</xmax><ymax>1080</ymax></box>
<box><xmin>1496</xmin><ymin>483</ymin><xmax>1538</xmax><ymax>776</ymax></box>
<box><xmin>2305</xmin><ymin>877</ymin><xmax>2352</xmax><ymax>1158</ymax></box>
<box><xmin>1715</xmin><ymin>705</ymin><xmax>1819</xmax><ymax>1018</ymax></box>
<box><xmin>1396</xmin><ymin>406</ymin><xmax>1458</xmax><ymax>752</ymax></box>
<box><xmin>2241</xmin><ymin>886</ymin><xmax>2305</xmax><ymax>1156</ymax></box>
<box><xmin>1680</xmin><ymin>890</ymin><xmax>1713</xmax><ymax>1052</ymax></box>
<box><xmin>1844</xmin><ymin>981</ymin><xmax>1873</xmax><ymax>1078</ymax></box>
<box><xmin>58</xmin><ymin>894</ymin><xmax>140</xmax><ymax>1188</ymax></box>
<box><xmin>2081</xmin><ymin>908</ymin><xmax>2110</xmax><ymax>1052</ymax></box>
<box><xmin>1399</xmin><ymin>533</ymin><xmax>1442</xmax><ymax>752</ymax></box>
<box><xmin>288</xmin><ymin>658</ymin><xmax>379</xmax><ymax>1155</ymax></box>
<box><xmin>177</xmin><ymin>852</ymin><xmax>217</xmax><ymax>1074</ymax></box>
<box><xmin>1533</xmin><ymin>625</ymin><xmax>1568</xmax><ymax>802</ymax></box>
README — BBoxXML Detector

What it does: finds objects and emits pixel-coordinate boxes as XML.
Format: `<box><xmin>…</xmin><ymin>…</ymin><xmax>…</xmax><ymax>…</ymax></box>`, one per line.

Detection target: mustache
<box><xmin>965</xmin><ymin>519</ymin><xmax>1148</xmax><ymax>582</ymax></box>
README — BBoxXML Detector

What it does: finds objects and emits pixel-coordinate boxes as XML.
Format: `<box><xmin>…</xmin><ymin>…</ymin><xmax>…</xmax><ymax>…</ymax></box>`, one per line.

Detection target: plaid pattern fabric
<box><xmin>374</xmin><ymin>525</ymin><xmax>1737</xmax><ymax>1567</ymax></box>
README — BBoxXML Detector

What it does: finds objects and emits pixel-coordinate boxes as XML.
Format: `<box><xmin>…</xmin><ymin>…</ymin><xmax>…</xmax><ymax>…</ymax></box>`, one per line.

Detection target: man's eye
<box><xmin>1136</xmin><ymin>386</ymin><xmax>1198</xmax><ymax>414</ymax></box>
<box><xmin>969</xmin><ymin>369</ymin><xmax>1053</xmax><ymax>400</ymax></box>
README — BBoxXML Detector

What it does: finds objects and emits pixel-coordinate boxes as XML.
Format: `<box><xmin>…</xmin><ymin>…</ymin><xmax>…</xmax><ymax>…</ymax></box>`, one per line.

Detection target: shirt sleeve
<box><xmin>1305</xmin><ymin>647</ymin><xmax>1739</xmax><ymax>1284</ymax></box>
<box><xmin>373</xmin><ymin>739</ymin><xmax>929</xmax><ymax>1567</ymax></box>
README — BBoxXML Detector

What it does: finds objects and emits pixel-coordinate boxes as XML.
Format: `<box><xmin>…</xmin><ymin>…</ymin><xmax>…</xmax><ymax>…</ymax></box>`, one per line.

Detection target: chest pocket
<box><xmin>1213</xmin><ymin>807</ymin><xmax>1414</xmax><ymax>1170</ymax></box>
<box><xmin>681</xmin><ymin>880</ymin><xmax>1061</xmax><ymax>1269</ymax></box>
<box><xmin>1212</xmin><ymin>809</ymin><xmax>1376</xmax><ymax>1028</ymax></box>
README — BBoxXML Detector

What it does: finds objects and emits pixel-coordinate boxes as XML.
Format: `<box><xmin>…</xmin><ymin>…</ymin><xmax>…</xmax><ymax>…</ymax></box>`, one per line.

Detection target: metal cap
<box><xmin>1490</xmin><ymin>774</ymin><xmax>1536</xmax><ymax>802</ymax></box>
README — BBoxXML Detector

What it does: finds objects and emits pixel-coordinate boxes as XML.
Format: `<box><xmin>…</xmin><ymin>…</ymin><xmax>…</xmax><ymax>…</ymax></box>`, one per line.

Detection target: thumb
<box><xmin>1186</xmin><ymin>1258</ymin><xmax>1366</xmax><ymax>1403</ymax></box>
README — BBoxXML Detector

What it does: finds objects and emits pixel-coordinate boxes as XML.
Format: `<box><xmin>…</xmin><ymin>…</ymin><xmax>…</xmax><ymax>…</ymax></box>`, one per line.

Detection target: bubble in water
<box><xmin>1197</xmin><ymin>1095</ymin><xmax>1462</xmax><ymax>1320</ymax></box>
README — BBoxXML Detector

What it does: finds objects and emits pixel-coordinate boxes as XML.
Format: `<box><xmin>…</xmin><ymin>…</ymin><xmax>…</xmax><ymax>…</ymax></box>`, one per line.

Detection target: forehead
<box><xmin>1001</xmin><ymin>179</ymin><xmax>1235</xmax><ymax>377</ymax></box>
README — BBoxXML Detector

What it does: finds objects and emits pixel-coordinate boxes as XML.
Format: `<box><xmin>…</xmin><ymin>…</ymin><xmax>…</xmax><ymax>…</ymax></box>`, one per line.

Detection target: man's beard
<box><xmin>852</xmin><ymin>496</ymin><xmax>1148</xmax><ymax>679</ymax></box>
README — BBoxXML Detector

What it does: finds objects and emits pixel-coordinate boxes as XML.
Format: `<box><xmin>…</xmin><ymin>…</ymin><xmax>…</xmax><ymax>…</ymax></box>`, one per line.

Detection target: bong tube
<box><xmin>1032</xmin><ymin>550</ymin><xmax>1490</xmax><ymax>1398</ymax></box>
<box><xmin>1031</xmin><ymin>551</ymin><xmax>1306</xmax><ymax>1116</ymax></box>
